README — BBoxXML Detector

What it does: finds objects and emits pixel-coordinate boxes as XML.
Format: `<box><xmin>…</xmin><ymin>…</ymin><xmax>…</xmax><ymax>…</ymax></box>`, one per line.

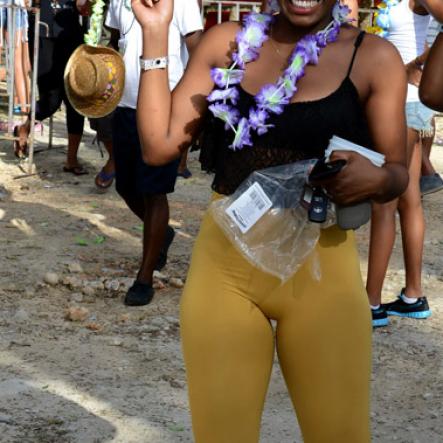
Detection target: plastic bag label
<box><xmin>225</xmin><ymin>182</ymin><xmax>273</xmax><ymax>234</ymax></box>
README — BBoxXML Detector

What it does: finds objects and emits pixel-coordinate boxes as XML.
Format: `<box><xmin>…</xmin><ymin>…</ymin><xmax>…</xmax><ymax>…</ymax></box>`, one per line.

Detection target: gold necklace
<box><xmin>269</xmin><ymin>27</ymin><xmax>291</xmax><ymax>59</ymax></box>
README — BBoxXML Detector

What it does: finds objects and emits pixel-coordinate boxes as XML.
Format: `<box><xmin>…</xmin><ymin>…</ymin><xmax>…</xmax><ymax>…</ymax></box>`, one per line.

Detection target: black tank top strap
<box><xmin>346</xmin><ymin>31</ymin><xmax>366</xmax><ymax>77</ymax></box>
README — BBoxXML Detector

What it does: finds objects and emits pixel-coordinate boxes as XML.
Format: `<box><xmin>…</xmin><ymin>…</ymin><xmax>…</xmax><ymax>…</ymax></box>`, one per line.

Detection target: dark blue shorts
<box><xmin>112</xmin><ymin>107</ymin><xmax>179</xmax><ymax>196</ymax></box>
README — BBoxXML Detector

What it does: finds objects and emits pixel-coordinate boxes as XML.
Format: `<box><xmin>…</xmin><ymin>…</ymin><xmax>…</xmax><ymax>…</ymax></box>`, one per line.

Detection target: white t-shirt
<box><xmin>386</xmin><ymin>0</ymin><xmax>430</xmax><ymax>102</ymax></box>
<box><xmin>106</xmin><ymin>0</ymin><xmax>202</xmax><ymax>109</ymax></box>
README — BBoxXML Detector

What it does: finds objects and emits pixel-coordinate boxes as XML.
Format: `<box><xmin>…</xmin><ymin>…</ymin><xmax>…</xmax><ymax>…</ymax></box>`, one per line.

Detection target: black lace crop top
<box><xmin>199</xmin><ymin>32</ymin><xmax>374</xmax><ymax>196</ymax></box>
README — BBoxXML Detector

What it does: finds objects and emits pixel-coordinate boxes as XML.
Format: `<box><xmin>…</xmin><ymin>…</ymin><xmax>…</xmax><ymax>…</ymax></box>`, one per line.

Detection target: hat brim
<box><xmin>64</xmin><ymin>44</ymin><xmax>125</xmax><ymax>119</ymax></box>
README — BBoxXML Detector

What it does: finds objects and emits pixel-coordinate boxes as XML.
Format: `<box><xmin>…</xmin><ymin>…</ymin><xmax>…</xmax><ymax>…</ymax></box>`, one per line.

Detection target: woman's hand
<box><xmin>405</xmin><ymin>60</ymin><xmax>422</xmax><ymax>87</ymax></box>
<box><xmin>310</xmin><ymin>151</ymin><xmax>391</xmax><ymax>205</ymax></box>
<box><xmin>131</xmin><ymin>0</ymin><xmax>173</xmax><ymax>29</ymax></box>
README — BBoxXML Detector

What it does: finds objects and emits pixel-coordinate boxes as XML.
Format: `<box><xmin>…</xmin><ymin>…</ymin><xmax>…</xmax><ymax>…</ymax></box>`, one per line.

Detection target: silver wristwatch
<box><xmin>139</xmin><ymin>56</ymin><xmax>169</xmax><ymax>71</ymax></box>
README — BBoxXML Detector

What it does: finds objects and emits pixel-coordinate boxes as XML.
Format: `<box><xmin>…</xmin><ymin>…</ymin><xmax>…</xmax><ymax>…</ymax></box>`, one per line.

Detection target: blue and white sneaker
<box><xmin>371</xmin><ymin>306</ymin><xmax>389</xmax><ymax>328</ymax></box>
<box><xmin>383</xmin><ymin>289</ymin><xmax>431</xmax><ymax>319</ymax></box>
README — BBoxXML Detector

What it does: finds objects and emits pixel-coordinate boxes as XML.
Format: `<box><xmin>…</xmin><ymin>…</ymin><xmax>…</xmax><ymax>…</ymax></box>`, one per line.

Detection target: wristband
<box><xmin>139</xmin><ymin>56</ymin><xmax>168</xmax><ymax>71</ymax></box>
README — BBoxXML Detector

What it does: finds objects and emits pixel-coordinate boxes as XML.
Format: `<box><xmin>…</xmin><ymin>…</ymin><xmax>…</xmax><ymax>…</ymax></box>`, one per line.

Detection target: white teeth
<box><xmin>290</xmin><ymin>0</ymin><xmax>319</xmax><ymax>8</ymax></box>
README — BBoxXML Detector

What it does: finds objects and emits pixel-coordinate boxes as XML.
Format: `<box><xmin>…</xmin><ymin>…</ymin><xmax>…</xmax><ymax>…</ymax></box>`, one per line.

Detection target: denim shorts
<box><xmin>405</xmin><ymin>101</ymin><xmax>435</xmax><ymax>136</ymax></box>
<box><xmin>0</xmin><ymin>7</ymin><xmax>27</xmax><ymax>30</ymax></box>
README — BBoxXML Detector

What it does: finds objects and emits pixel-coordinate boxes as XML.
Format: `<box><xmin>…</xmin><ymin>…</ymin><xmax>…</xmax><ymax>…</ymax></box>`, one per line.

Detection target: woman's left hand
<box><xmin>310</xmin><ymin>151</ymin><xmax>386</xmax><ymax>205</ymax></box>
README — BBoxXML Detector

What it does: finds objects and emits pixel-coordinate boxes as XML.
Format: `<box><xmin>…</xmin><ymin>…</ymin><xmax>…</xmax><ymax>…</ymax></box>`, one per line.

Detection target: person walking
<box><xmin>367</xmin><ymin>0</ymin><xmax>443</xmax><ymax>328</ymax></box>
<box><xmin>133</xmin><ymin>0</ymin><xmax>409</xmax><ymax>440</ymax></box>
<box><xmin>105</xmin><ymin>0</ymin><xmax>202</xmax><ymax>306</ymax></box>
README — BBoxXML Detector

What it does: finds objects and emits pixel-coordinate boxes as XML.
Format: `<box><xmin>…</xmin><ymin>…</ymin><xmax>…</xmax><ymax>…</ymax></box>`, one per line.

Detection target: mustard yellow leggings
<box><xmin>180</xmin><ymin>210</ymin><xmax>372</xmax><ymax>443</ymax></box>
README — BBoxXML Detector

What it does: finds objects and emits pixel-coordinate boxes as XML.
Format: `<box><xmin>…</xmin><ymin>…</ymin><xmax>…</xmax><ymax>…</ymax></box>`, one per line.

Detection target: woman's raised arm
<box><xmin>132</xmin><ymin>0</ymin><xmax>237</xmax><ymax>165</ymax></box>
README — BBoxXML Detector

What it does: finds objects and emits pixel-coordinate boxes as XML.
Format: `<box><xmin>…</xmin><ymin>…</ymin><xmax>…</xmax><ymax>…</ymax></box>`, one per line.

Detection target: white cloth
<box><xmin>106</xmin><ymin>0</ymin><xmax>202</xmax><ymax>109</ymax></box>
<box><xmin>426</xmin><ymin>17</ymin><xmax>441</xmax><ymax>46</ymax></box>
<box><xmin>386</xmin><ymin>0</ymin><xmax>430</xmax><ymax>102</ymax></box>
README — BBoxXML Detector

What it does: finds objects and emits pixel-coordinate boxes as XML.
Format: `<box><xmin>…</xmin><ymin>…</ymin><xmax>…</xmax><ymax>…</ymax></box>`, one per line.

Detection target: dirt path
<box><xmin>0</xmin><ymin>113</ymin><xmax>442</xmax><ymax>442</ymax></box>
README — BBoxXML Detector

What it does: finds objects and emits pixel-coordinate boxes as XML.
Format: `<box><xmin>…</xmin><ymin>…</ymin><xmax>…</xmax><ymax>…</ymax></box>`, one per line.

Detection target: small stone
<box><xmin>62</xmin><ymin>276</ymin><xmax>82</xmax><ymax>289</ymax></box>
<box><xmin>65</xmin><ymin>306</ymin><xmax>89</xmax><ymax>322</ymax></box>
<box><xmin>109</xmin><ymin>337</ymin><xmax>123</xmax><ymax>347</ymax></box>
<box><xmin>44</xmin><ymin>272</ymin><xmax>59</xmax><ymax>286</ymax></box>
<box><xmin>14</xmin><ymin>308</ymin><xmax>30</xmax><ymax>323</ymax></box>
<box><xmin>67</xmin><ymin>262</ymin><xmax>83</xmax><ymax>273</ymax></box>
<box><xmin>89</xmin><ymin>280</ymin><xmax>105</xmax><ymax>291</ymax></box>
<box><xmin>85</xmin><ymin>322</ymin><xmax>103</xmax><ymax>332</ymax></box>
<box><xmin>104</xmin><ymin>279</ymin><xmax>120</xmax><ymax>291</ymax></box>
<box><xmin>169</xmin><ymin>278</ymin><xmax>184</xmax><ymax>289</ymax></box>
<box><xmin>82</xmin><ymin>286</ymin><xmax>95</xmax><ymax>297</ymax></box>
<box><xmin>151</xmin><ymin>317</ymin><xmax>165</xmax><ymax>328</ymax></box>
<box><xmin>153</xmin><ymin>270</ymin><xmax>168</xmax><ymax>281</ymax></box>
<box><xmin>153</xmin><ymin>281</ymin><xmax>166</xmax><ymax>290</ymax></box>
<box><xmin>24</xmin><ymin>288</ymin><xmax>34</xmax><ymax>298</ymax></box>
<box><xmin>118</xmin><ymin>278</ymin><xmax>133</xmax><ymax>291</ymax></box>
<box><xmin>69</xmin><ymin>293</ymin><xmax>84</xmax><ymax>303</ymax></box>
<box><xmin>422</xmin><ymin>392</ymin><xmax>433</xmax><ymax>400</ymax></box>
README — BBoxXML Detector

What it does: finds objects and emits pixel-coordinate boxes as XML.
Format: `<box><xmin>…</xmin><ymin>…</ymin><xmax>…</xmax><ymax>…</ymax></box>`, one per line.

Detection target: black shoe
<box><xmin>383</xmin><ymin>289</ymin><xmax>431</xmax><ymax>319</ymax></box>
<box><xmin>154</xmin><ymin>225</ymin><xmax>175</xmax><ymax>271</ymax></box>
<box><xmin>371</xmin><ymin>306</ymin><xmax>389</xmax><ymax>328</ymax></box>
<box><xmin>124</xmin><ymin>281</ymin><xmax>154</xmax><ymax>306</ymax></box>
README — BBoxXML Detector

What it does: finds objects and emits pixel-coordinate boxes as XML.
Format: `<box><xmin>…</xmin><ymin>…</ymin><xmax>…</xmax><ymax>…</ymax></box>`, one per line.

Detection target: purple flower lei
<box><xmin>207</xmin><ymin>2</ymin><xmax>351</xmax><ymax>150</ymax></box>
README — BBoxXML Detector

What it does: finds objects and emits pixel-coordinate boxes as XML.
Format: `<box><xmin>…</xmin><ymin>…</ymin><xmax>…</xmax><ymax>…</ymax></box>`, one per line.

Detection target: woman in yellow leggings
<box><xmin>132</xmin><ymin>0</ymin><xmax>409</xmax><ymax>440</ymax></box>
<box><xmin>181</xmin><ymin>212</ymin><xmax>371</xmax><ymax>442</ymax></box>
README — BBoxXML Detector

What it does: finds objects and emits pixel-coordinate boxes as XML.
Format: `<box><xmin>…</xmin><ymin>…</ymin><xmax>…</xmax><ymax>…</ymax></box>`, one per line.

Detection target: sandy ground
<box><xmin>0</xmin><ymin>111</ymin><xmax>442</xmax><ymax>443</ymax></box>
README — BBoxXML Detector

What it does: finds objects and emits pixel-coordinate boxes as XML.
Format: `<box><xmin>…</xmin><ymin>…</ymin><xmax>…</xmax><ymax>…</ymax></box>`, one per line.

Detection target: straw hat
<box><xmin>64</xmin><ymin>44</ymin><xmax>125</xmax><ymax>118</ymax></box>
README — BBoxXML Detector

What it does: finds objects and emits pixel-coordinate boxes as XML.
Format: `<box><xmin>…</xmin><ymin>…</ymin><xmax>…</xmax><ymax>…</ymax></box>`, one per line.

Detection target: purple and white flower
<box><xmin>207</xmin><ymin>87</ymin><xmax>240</xmax><ymax>105</ymax></box>
<box><xmin>332</xmin><ymin>2</ymin><xmax>351</xmax><ymax>23</ymax></box>
<box><xmin>231</xmin><ymin>118</ymin><xmax>253</xmax><ymax>150</ymax></box>
<box><xmin>296</xmin><ymin>35</ymin><xmax>321</xmax><ymax>65</ymax></box>
<box><xmin>256</xmin><ymin>84</ymin><xmax>290</xmax><ymax>114</ymax></box>
<box><xmin>208</xmin><ymin>103</ymin><xmax>240</xmax><ymax>131</ymax></box>
<box><xmin>210</xmin><ymin>68</ymin><xmax>244</xmax><ymax>88</ymax></box>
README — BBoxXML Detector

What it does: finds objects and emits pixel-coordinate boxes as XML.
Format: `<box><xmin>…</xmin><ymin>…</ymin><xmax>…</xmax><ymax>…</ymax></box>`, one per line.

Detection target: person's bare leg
<box><xmin>178</xmin><ymin>148</ymin><xmax>192</xmax><ymax>178</ymax></box>
<box><xmin>366</xmin><ymin>128</ymin><xmax>418</xmax><ymax>306</ymax></box>
<box><xmin>137</xmin><ymin>194</ymin><xmax>169</xmax><ymax>285</ymax></box>
<box><xmin>65</xmin><ymin>133</ymin><xmax>83</xmax><ymax>169</ymax></box>
<box><xmin>421</xmin><ymin>117</ymin><xmax>436</xmax><ymax>176</ymax></box>
<box><xmin>366</xmin><ymin>199</ymin><xmax>398</xmax><ymax>306</ymax></box>
<box><xmin>398</xmin><ymin>135</ymin><xmax>425</xmax><ymax>297</ymax></box>
<box><xmin>22</xmin><ymin>40</ymin><xmax>31</xmax><ymax>113</ymax></box>
<box><xmin>13</xmin><ymin>31</ymin><xmax>27</xmax><ymax>111</ymax></box>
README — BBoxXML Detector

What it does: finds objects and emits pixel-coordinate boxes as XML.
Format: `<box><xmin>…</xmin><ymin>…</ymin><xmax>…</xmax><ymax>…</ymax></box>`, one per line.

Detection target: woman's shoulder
<box><xmin>192</xmin><ymin>21</ymin><xmax>242</xmax><ymax>66</ymax></box>
<box><xmin>340</xmin><ymin>26</ymin><xmax>404</xmax><ymax>72</ymax></box>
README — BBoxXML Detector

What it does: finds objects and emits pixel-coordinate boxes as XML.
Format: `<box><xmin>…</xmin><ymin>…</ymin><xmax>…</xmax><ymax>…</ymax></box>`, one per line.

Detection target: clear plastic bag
<box><xmin>210</xmin><ymin>160</ymin><xmax>334</xmax><ymax>282</ymax></box>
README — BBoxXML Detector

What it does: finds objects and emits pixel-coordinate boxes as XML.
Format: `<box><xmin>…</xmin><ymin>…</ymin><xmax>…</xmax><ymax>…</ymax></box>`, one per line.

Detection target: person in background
<box><xmin>105</xmin><ymin>0</ymin><xmax>202</xmax><ymax>306</ymax></box>
<box><xmin>76</xmin><ymin>0</ymin><xmax>116</xmax><ymax>190</ymax></box>
<box><xmin>420</xmin><ymin>24</ymin><xmax>443</xmax><ymax>110</ymax></box>
<box><xmin>368</xmin><ymin>0</ymin><xmax>443</xmax><ymax>328</ymax></box>
<box><xmin>419</xmin><ymin>17</ymin><xmax>443</xmax><ymax>195</ymax></box>
<box><xmin>15</xmin><ymin>0</ymin><xmax>86</xmax><ymax>173</ymax></box>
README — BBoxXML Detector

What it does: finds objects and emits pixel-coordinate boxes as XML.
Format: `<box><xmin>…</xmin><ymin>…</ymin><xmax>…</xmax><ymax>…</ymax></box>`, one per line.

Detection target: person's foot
<box><xmin>124</xmin><ymin>281</ymin><xmax>155</xmax><ymax>306</ymax></box>
<box><xmin>13</xmin><ymin>124</ymin><xmax>29</xmax><ymax>158</ymax></box>
<box><xmin>371</xmin><ymin>306</ymin><xmax>389</xmax><ymax>328</ymax></box>
<box><xmin>420</xmin><ymin>173</ymin><xmax>443</xmax><ymax>196</ymax></box>
<box><xmin>178</xmin><ymin>167</ymin><xmax>192</xmax><ymax>179</ymax></box>
<box><xmin>63</xmin><ymin>164</ymin><xmax>88</xmax><ymax>175</ymax></box>
<box><xmin>383</xmin><ymin>289</ymin><xmax>431</xmax><ymax>319</ymax></box>
<box><xmin>95</xmin><ymin>168</ymin><xmax>115</xmax><ymax>189</ymax></box>
<box><xmin>155</xmin><ymin>225</ymin><xmax>175</xmax><ymax>271</ymax></box>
